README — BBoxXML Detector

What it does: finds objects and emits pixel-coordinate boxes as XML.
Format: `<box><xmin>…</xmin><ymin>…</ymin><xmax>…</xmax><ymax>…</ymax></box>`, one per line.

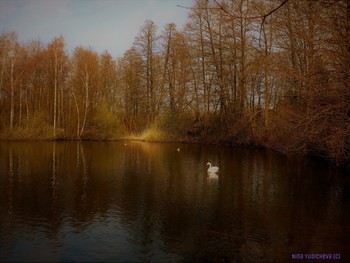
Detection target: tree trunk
<box><xmin>10</xmin><ymin>58</ymin><xmax>14</xmax><ymax>130</ymax></box>
<box><xmin>53</xmin><ymin>50</ymin><xmax>58</xmax><ymax>138</ymax></box>
<box><xmin>79</xmin><ymin>66</ymin><xmax>89</xmax><ymax>138</ymax></box>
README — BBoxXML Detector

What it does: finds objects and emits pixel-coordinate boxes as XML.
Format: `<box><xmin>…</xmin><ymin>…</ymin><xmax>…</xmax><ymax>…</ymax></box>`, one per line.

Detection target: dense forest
<box><xmin>0</xmin><ymin>0</ymin><xmax>350</xmax><ymax>165</ymax></box>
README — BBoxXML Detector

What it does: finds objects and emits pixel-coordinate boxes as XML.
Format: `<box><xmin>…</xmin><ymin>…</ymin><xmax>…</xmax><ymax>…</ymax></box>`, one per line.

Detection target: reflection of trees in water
<box><xmin>0</xmin><ymin>143</ymin><xmax>91</xmax><ymax>236</ymax></box>
<box><xmin>77</xmin><ymin>142</ymin><xmax>88</xmax><ymax>213</ymax></box>
<box><xmin>0</xmin><ymin>142</ymin><xmax>349</xmax><ymax>261</ymax></box>
<box><xmin>51</xmin><ymin>142</ymin><xmax>58</xmax><ymax>207</ymax></box>
<box><xmin>115</xmin><ymin>142</ymin><xmax>225</xmax><ymax>260</ymax></box>
<box><xmin>7</xmin><ymin>149</ymin><xmax>14</xmax><ymax>218</ymax></box>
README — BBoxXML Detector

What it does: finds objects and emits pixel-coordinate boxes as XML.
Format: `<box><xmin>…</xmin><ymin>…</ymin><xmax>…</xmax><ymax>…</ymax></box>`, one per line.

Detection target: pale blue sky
<box><xmin>0</xmin><ymin>0</ymin><xmax>195</xmax><ymax>57</ymax></box>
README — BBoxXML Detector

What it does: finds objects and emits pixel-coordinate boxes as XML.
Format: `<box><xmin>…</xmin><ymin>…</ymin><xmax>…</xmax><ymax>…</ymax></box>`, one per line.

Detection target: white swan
<box><xmin>207</xmin><ymin>162</ymin><xmax>219</xmax><ymax>174</ymax></box>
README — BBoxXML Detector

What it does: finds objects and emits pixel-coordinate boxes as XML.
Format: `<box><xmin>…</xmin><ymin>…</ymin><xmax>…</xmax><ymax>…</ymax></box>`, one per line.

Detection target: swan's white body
<box><xmin>207</xmin><ymin>162</ymin><xmax>219</xmax><ymax>174</ymax></box>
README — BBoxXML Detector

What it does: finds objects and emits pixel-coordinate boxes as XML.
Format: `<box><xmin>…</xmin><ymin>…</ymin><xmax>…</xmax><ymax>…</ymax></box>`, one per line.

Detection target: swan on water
<box><xmin>177</xmin><ymin>148</ymin><xmax>180</xmax><ymax>152</ymax></box>
<box><xmin>207</xmin><ymin>162</ymin><xmax>219</xmax><ymax>174</ymax></box>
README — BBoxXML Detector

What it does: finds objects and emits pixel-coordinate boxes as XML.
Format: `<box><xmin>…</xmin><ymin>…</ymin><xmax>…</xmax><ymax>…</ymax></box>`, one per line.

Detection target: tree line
<box><xmin>0</xmin><ymin>0</ymin><xmax>349</xmax><ymax>165</ymax></box>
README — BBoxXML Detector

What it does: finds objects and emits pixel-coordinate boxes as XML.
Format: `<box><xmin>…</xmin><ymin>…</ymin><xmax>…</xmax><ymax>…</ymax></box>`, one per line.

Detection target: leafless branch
<box><xmin>261</xmin><ymin>0</ymin><xmax>289</xmax><ymax>25</ymax></box>
<box><xmin>178</xmin><ymin>0</ymin><xmax>290</xmax><ymax>22</ymax></box>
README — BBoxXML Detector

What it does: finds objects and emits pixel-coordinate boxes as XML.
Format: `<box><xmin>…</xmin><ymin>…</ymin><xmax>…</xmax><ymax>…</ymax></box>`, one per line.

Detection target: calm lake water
<box><xmin>0</xmin><ymin>141</ymin><xmax>349</xmax><ymax>262</ymax></box>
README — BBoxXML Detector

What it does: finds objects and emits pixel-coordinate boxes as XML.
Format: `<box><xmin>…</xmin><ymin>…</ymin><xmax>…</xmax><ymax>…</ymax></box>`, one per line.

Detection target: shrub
<box><xmin>0</xmin><ymin>111</ymin><xmax>64</xmax><ymax>140</ymax></box>
<box><xmin>91</xmin><ymin>100</ymin><xmax>120</xmax><ymax>139</ymax></box>
<box><xmin>154</xmin><ymin>109</ymin><xmax>193</xmax><ymax>139</ymax></box>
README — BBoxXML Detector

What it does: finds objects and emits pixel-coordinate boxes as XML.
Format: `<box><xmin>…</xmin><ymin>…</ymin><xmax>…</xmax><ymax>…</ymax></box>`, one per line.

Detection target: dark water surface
<box><xmin>0</xmin><ymin>141</ymin><xmax>349</xmax><ymax>262</ymax></box>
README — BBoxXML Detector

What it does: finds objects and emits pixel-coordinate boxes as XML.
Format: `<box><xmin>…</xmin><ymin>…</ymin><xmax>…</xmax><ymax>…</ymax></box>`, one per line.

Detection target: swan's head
<box><xmin>207</xmin><ymin>162</ymin><xmax>211</xmax><ymax>166</ymax></box>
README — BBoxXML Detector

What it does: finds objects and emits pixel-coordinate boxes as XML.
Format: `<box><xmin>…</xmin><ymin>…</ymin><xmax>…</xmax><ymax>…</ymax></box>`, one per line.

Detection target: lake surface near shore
<box><xmin>0</xmin><ymin>141</ymin><xmax>349</xmax><ymax>262</ymax></box>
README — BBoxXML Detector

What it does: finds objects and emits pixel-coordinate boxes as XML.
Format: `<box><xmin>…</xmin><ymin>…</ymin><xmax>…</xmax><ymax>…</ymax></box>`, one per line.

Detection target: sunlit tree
<box><xmin>69</xmin><ymin>47</ymin><xmax>99</xmax><ymax>138</ymax></box>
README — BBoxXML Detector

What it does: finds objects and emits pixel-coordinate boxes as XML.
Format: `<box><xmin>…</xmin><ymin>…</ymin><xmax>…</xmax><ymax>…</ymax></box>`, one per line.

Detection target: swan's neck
<box><xmin>207</xmin><ymin>163</ymin><xmax>212</xmax><ymax>168</ymax></box>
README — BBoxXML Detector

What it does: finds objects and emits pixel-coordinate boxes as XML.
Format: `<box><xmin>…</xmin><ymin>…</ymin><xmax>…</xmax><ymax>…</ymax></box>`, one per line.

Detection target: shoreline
<box><xmin>1</xmin><ymin>134</ymin><xmax>348</xmax><ymax>170</ymax></box>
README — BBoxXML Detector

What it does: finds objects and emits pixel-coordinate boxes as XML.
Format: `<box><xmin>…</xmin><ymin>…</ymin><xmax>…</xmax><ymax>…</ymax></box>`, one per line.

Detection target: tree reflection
<box><xmin>7</xmin><ymin>149</ymin><xmax>14</xmax><ymax>218</ymax></box>
<box><xmin>0</xmin><ymin>141</ymin><xmax>349</xmax><ymax>262</ymax></box>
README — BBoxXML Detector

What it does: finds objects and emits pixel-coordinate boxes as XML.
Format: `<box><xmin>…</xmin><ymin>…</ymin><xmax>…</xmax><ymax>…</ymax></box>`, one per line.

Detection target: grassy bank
<box><xmin>1</xmin><ymin>117</ymin><xmax>349</xmax><ymax>169</ymax></box>
<box><xmin>120</xmin><ymin>116</ymin><xmax>350</xmax><ymax>169</ymax></box>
